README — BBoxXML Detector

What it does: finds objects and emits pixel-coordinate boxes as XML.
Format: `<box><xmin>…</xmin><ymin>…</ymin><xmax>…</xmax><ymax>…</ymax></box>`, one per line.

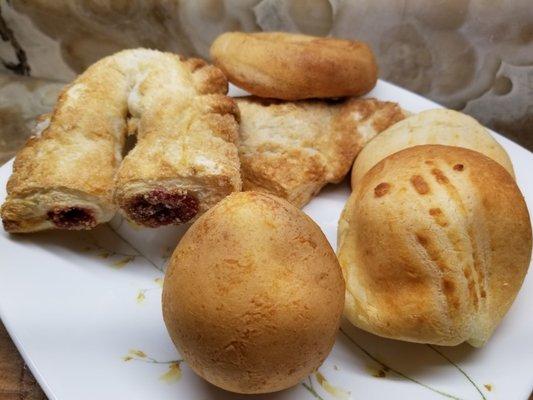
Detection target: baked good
<box><xmin>113</xmin><ymin>55</ymin><xmax>241</xmax><ymax>227</ymax></box>
<box><xmin>351</xmin><ymin>109</ymin><xmax>515</xmax><ymax>187</ymax></box>
<box><xmin>237</xmin><ymin>97</ymin><xmax>406</xmax><ymax>208</ymax></box>
<box><xmin>1</xmin><ymin>50</ymin><xmax>130</xmax><ymax>233</ymax></box>
<box><xmin>163</xmin><ymin>191</ymin><xmax>345</xmax><ymax>393</ymax></box>
<box><xmin>1</xmin><ymin>49</ymin><xmax>241</xmax><ymax>232</ymax></box>
<box><xmin>210</xmin><ymin>32</ymin><xmax>378</xmax><ymax>100</ymax></box>
<box><xmin>338</xmin><ymin>145</ymin><xmax>531</xmax><ymax>346</ymax></box>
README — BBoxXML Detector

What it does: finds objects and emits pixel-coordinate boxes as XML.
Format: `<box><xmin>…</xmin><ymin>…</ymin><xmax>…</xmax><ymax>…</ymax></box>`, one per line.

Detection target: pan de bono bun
<box><xmin>162</xmin><ymin>191</ymin><xmax>345</xmax><ymax>393</ymax></box>
<box><xmin>351</xmin><ymin>109</ymin><xmax>515</xmax><ymax>187</ymax></box>
<box><xmin>210</xmin><ymin>32</ymin><xmax>378</xmax><ymax>100</ymax></box>
<box><xmin>339</xmin><ymin>145</ymin><xmax>531</xmax><ymax>346</ymax></box>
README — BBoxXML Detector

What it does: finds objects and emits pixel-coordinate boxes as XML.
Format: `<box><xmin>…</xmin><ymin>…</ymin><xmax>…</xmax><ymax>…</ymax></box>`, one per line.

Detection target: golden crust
<box><xmin>351</xmin><ymin>109</ymin><xmax>515</xmax><ymax>187</ymax></box>
<box><xmin>2</xmin><ymin>49</ymin><xmax>241</xmax><ymax>232</ymax></box>
<box><xmin>237</xmin><ymin>97</ymin><xmax>406</xmax><ymax>208</ymax></box>
<box><xmin>162</xmin><ymin>191</ymin><xmax>345</xmax><ymax>393</ymax></box>
<box><xmin>113</xmin><ymin>55</ymin><xmax>242</xmax><ymax>227</ymax></box>
<box><xmin>210</xmin><ymin>32</ymin><xmax>378</xmax><ymax>100</ymax></box>
<box><xmin>338</xmin><ymin>145</ymin><xmax>532</xmax><ymax>346</ymax></box>
<box><xmin>1</xmin><ymin>53</ymin><xmax>130</xmax><ymax>232</ymax></box>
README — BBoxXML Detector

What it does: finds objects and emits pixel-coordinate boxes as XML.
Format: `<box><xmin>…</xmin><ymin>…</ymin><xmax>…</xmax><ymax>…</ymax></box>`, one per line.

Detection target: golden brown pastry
<box><xmin>1</xmin><ymin>53</ymin><xmax>130</xmax><ymax>233</ymax></box>
<box><xmin>237</xmin><ymin>97</ymin><xmax>406</xmax><ymax>208</ymax></box>
<box><xmin>338</xmin><ymin>145</ymin><xmax>531</xmax><ymax>346</ymax></box>
<box><xmin>1</xmin><ymin>49</ymin><xmax>241</xmax><ymax>232</ymax></box>
<box><xmin>351</xmin><ymin>109</ymin><xmax>515</xmax><ymax>187</ymax></box>
<box><xmin>210</xmin><ymin>32</ymin><xmax>378</xmax><ymax>100</ymax></box>
<box><xmin>163</xmin><ymin>191</ymin><xmax>345</xmax><ymax>393</ymax></box>
<box><xmin>113</xmin><ymin>57</ymin><xmax>241</xmax><ymax>227</ymax></box>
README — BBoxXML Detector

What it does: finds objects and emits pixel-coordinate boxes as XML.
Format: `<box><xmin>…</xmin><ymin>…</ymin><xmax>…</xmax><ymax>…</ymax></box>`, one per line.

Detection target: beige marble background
<box><xmin>0</xmin><ymin>0</ymin><xmax>532</xmax><ymax>159</ymax></box>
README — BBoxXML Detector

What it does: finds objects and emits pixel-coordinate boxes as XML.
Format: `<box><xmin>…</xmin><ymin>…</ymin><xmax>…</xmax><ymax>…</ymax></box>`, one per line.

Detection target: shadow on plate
<box><xmin>2</xmin><ymin>216</ymin><xmax>191</xmax><ymax>278</ymax></box>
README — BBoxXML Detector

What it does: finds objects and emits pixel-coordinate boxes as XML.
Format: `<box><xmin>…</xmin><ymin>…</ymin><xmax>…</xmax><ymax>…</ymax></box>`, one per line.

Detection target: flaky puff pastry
<box><xmin>237</xmin><ymin>97</ymin><xmax>406</xmax><ymax>208</ymax></box>
<box><xmin>2</xmin><ymin>53</ymin><xmax>131</xmax><ymax>233</ymax></box>
<box><xmin>113</xmin><ymin>56</ymin><xmax>241</xmax><ymax>227</ymax></box>
<box><xmin>1</xmin><ymin>49</ymin><xmax>241</xmax><ymax>232</ymax></box>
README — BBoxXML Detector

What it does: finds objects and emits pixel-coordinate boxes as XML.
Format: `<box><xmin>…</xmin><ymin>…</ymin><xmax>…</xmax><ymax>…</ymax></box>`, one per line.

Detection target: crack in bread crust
<box><xmin>429</xmin><ymin>165</ymin><xmax>484</xmax><ymax>311</ymax></box>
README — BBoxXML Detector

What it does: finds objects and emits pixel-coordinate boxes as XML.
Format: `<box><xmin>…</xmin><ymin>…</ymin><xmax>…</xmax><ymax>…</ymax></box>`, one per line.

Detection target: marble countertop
<box><xmin>0</xmin><ymin>0</ymin><xmax>532</xmax><ymax>158</ymax></box>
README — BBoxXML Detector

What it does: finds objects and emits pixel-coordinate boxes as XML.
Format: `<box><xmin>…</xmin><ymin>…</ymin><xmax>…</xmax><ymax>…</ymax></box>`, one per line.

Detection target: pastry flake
<box><xmin>1</xmin><ymin>49</ymin><xmax>241</xmax><ymax>232</ymax></box>
<box><xmin>237</xmin><ymin>97</ymin><xmax>406</xmax><ymax>208</ymax></box>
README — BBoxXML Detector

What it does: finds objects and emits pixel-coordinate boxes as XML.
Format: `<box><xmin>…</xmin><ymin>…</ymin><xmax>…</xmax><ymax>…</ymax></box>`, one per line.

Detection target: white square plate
<box><xmin>0</xmin><ymin>81</ymin><xmax>532</xmax><ymax>400</ymax></box>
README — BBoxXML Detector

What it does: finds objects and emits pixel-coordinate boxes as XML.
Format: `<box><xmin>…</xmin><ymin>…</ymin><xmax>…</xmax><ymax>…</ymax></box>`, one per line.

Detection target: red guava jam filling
<box><xmin>126</xmin><ymin>189</ymin><xmax>199</xmax><ymax>227</ymax></box>
<box><xmin>47</xmin><ymin>207</ymin><xmax>96</xmax><ymax>229</ymax></box>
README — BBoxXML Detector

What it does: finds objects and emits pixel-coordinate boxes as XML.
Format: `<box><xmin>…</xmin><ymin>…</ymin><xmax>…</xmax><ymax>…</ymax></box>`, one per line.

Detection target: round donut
<box><xmin>210</xmin><ymin>32</ymin><xmax>378</xmax><ymax>100</ymax></box>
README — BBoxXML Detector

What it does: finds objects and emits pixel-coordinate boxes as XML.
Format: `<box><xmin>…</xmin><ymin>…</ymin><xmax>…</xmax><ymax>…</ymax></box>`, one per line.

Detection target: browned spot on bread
<box><xmin>443</xmin><ymin>279</ymin><xmax>460</xmax><ymax>309</ymax></box>
<box><xmin>453</xmin><ymin>164</ymin><xmax>464</xmax><ymax>171</ymax></box>
<box><xmin>415</xmin><ymin>231</ymin><xmax>461</xmax><ymax>315</ymax></box>
<box><xmin>374</xmin><ymin>182</ymin><xmax>390</xmax><ymax>197</ymax></box>
<box><xmin>415</xmin><ymin>233</ymin><xmax>428</xmax><ymax>246</ymax></box>
<box><xmin>424</xmin><ymin>168</ymin><xmax>485</xmax><ymax>310</ymax></box>
<box><xmin>443</xmin><ymin>279</ymin><xmax>455</xmax><ymax>293</ymax></box>
<box><xmin>1</xmin><ymin>220</ymin><xmax>16</xmax><ymax>231</ymax></box>
<box><xmin>467</xmin><ymin>226</ymin><xmax>484</xmax><ymax>310</ymax></box>
<box><xmin>295</xmin><ymin>235</ymin><xmax>318</xmax><ymax>249</ymax></box>
<box><xmin>424</xmin><ymin>160</ymin><xmax>434</xmax><ymax>165</ymax></box>
<box><xmin>410</xmin><ymin>175</ymin><xmax>430</xmax><ymax>195</ymax></box>
<box><xmin>468</xmin><ymin>279</ymin><xmax>479</xmax><ymax>308</ymax></box>
<box><xmin>429</xmin><ymin>208</ymin><xmax>448</xmax><ymax>227</ymax></box>
<box><xmin>368</xmin><ymin>101</ymin><xmax>406</xmax><ymax>132</ymax></box>
<box><xmin>431</xmin><ymin>168</ymin><xmax>449</xmax><ymax>184</ymax></box>
<box><xmin>429</xmin><ymin>208</ymin><xmax>441</xmax><ymax>216</ymax></box>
